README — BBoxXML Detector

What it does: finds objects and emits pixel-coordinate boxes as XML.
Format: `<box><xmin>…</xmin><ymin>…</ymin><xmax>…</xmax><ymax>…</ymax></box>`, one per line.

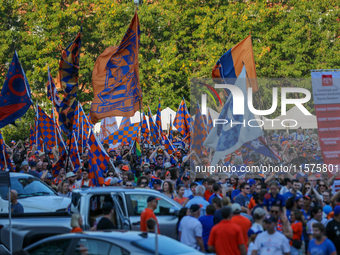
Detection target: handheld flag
<box><xmin>100</xmin><ymin>116</ymin><xmax>119</xmax><ymax>142</ymax></box>
<box><xmin>207</xmin><ymin>110</ymin><xmax>213</xmax><ymax>133</ymax></box>
<box><xmin>164</xmin><ymin>135</ymin><xmax>177</xmax><ymax>155</ymax></box>
<box><xmin>47</xmin><ymin>66</ymin><xmax>61</xmax><ymax>112</ymax></box>
<box><xmin>169</xmin><ymin>114</ymin><xmax>173</xmax><ymax>141</ymax></box>
<box><xmin>156</xmin><ymin>98</ymin><xmax>162</xmax><ymax>135</ymax></box>
<box><xmin>30</xmin><ymin>124</ymin><xmax>36</xmax><ymax>150</ymax></box>
<box><xmin>147</xmin><ymin>106</ymin><xmax>161</xmax><ymax>145</ymax></box>
<box><xmin>191</xmin><ymin>102</ymin><xmax>208</xmax><ymax>157</ymax></box>
<box><xmin>173</xmin><ymin>99</ymin><xmax>192</xmax><ymax>140</ymax></box>
<box><xmin>141</xmin><ymin>111</ymin><xmax>149</xmax><ymax>138</ymax></box>
<box><xmin>120</xmin><ymin>117</ymin><xmax>131</xmax><ymax>129</ymax></box>
<box><xmin>244</xmin><ymin>136</ymin><xmax>281</xmax><ymax>161</ymax></box>
<box><xmin>88</xmin><ymin>149</ymin><xmax>104</xmax><ymax>186</ymax></box>
<box><xmin>135</xmin><ymin>140</ymin><xmax>142</xmax><ymax>156</ymax></box>
<box><xmin>204</xmin><ymin>66</ymin><xmax>263</xmax><ymax>166</ymax></box>
<box><xmin>90</xmin><ymin>11</ymin><xmax>141</xmax><ymax>123</ymax></box>
<box><xmin>0</xmin><ymin>131</ymin><xmax>12</xmax><ymax>170</ymax></box>
<box><xmin>0</xmin><ymin>52</ymin><xmax>32</xmax><ymax>128</ymax></box>
<box><xmin>70</xmin><ymin>131</ymin><xmax>81</xmax><ymax>170</ymax></box>
<box><xmin>58</xmin><ymin>32</ymin><xmax>81</xmax><ymax>134</ymax></box>
<box><xmin>37</xmin><ymin>106</ymin><xmax>57</xmax><ymax>149</ymax></box>
<box><xmin>88</xmin><ymin>130</ymin><xmax>111</xmax><ymax>172</ymax></box>
<box><xmin>212</xmin><ymin>35</ymin><xmax>258</xmax><ymax>91</ymax></box>
<box><xmin>103</xmin><ymin>122</ymin><xmax>140</xmax><ymax>145</ymax></box>
<box><xmin>52</xmin><ymin>152</ymin><xmax>66</xmax><ymax>177</ymax></box>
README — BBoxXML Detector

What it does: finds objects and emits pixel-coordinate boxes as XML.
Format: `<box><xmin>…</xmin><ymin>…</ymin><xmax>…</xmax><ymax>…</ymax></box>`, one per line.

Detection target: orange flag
<box><xmin>90</xmin><ymin>11</ymin><xmax>141</xmax><ymax>123</ymax></box>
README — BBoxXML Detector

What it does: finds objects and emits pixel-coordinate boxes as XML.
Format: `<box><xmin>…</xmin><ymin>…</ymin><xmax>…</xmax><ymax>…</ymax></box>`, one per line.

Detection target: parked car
<box><xmin>0</xmin><ymin>186</ymin><xmax>182</xmax><ymax>254</ymax></box>
<box><xmin>23</xmin><ymin>231</ymin><xmax>203</xmax><ymax>255</ymax></box>
<box><xmin>0</xmin><ymin>173</ymin><xmax>71</xmax><ymax>213</ymax></box>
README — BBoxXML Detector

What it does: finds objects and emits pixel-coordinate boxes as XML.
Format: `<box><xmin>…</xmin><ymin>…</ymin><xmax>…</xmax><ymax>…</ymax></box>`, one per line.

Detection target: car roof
<box><xmin>72</xmin><ymin>186</ymin><xmax>162</xmax><ymax>195</ymax></box>
<box><xmin>60</xmin><ymin>231</ymin><xmax>158</xmax><ymax>240</ymax></box>
<box><xmin>9</xmin><ymin>172</ymin><xmax>37</xmax><ymax>178</ymax></box>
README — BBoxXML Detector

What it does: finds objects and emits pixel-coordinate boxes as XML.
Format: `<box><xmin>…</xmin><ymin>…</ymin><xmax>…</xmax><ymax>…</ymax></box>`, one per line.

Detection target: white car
<box><xmin>0</xmin><ymin>173</ymin><xmax>70</xmax><ymax>213</ymax></box>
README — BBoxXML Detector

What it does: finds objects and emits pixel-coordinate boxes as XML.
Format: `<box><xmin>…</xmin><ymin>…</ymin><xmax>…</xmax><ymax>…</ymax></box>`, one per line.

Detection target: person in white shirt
<box><xmin>279</xmin><ymin>178</ymin><xmax>291</xmax><ymax>195</ymax></box>
<box><xmin>306</xmin><ymin>205</ymin><xmax>328</xmax><ymax>240</ymax></box>
<box><xmin>252</xmin><ymin>214</ymin><xmax>290</xmax><ymax>255</ymax></box>
<box><xmin>294</xmin><ymin>127</ymin><xmax>304</xmax><ymax>142</ymax></box>
<box><xmin>247</xmin><ymin>208</ymin><xmax>265</xmax><ymax>255</ymax></box>
<box><xmin>179</xmin><ymin>204</ymin><xmax>205</xmax><ymax>252</ymax></box>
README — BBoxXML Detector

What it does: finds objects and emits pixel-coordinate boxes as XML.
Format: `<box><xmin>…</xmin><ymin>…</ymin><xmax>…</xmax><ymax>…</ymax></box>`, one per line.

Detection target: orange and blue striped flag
<box><xmin>147</xmin><ymin>106</ymin><xmax>161</xmax><ymax>145</ymax></box>
<box><xmin>30</xmin><ymin>124</ymin><xmax>35</xmax><ymax>150</ymax></box>
<box><xmin>191</xmin><ymin>102</ymin><xmax>208</xmax><ymax>157</ymax></box>
<box><xmin>141</xmin><ymin>111</ymin><xmax>149</xmax><ymax>138</ymax></box>
<box><xmin>88</xmin><ymin>130</ymin><xmax>111</xmax><ymax>172</ymax></box>
<box><xmin>88</xmin><ymin>149</ymin><xmax>104</xmax><ymax>187</ymax></box>
<box><xmin>52</xmin><ymin>151</ymin><xmax>67</xmax><ymax>177</ymax></box>
<box><xmin>103</xmin><ymin>122</ymin><xmax>140</xmax><ymax>145</ymax></box>
<box><xmin>156</xmin><ymin>98</ymin><xmax>162</xmax><ymax>136</ymax></box>
<box><xmin>58</xmin><ymin>32</ymin><xmax>81</xmax><ymax>134</ymax></box>
<box><xmin>90</xmin><ymin>11</ymin><xmax>141</xmax><ymax>123</ymax></box>
<box><xmin>120</xmin><ymin>117</ymin><xmax>131</xmax><ymax>129</ymax></box>
<box><xmin>70</xmin><ymin>131</ymin><xmax>81</xmax><ymax>170</ymax></box>
<box><xmin>207</xmin><ymin>110</ymin><xmax>213</xmax><ymax>133</ymax></box>
<box><xmin>37</xmin><ymin>106</ymin><xmax>57</xmax><ymax>149</ymax></box>
<box><xmin>173</xmin><ymin>99</ymin><xmax>192</xmax><ymax>139</ymax></box>
<box><xmin>164</xmin><ymin>135</ymin><xmax>177</xmax><ymax>155</ymax></box>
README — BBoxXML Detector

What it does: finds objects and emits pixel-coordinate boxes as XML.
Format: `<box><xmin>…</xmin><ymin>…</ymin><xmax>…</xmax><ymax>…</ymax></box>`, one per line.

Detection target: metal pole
<box><xmin>36</xmin><ymin>102</ymin><xmax>38</xmax><ymax>150</ymax></box>
<box><xmin>155</xmin><ymin>225</ymin><xmax>158</xmax><ymax>255</ymax></box>
<box><xmin>8</xmin><ymin>186</ymin><xmax>12</xmax><ymax>255</ymax></box>
<box><xmin>81</xmin><ymin>119</ymin><xmax>84</xmax><ymax>153</ymax></box>
<box><xmin>73</xmin><ymin>131</ymin><xmax>82</xmax><ymax>164</ymax></box>
<box><xmin>77</xmin><ymin>102</ymin><xmax>80</xmax><ymax>139</ymax></box>
<box><xmin>1</xmin><ymin>137</ymin><xmax>7</xmax><ymax>170</ymax></box>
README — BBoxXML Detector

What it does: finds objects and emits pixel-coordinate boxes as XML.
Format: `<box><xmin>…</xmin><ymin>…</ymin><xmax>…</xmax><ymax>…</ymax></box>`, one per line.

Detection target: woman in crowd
<box><xmin>316</xmin><ymin>179</ymin><xmax>329</xmax><ymax>196</ymax></box>
<box><xmin>302</xmin><ymin>182</ymin><xmax>312</xmax><ymax>196</ymax></box>
<box><xmin>290</xmin><ymin>209</ymin><xmax>304</xmax><ymax>255</ymax></box>
<box><xmin>162</xmin><ymin>181</ymin><xmax>176</xmax><ymax>199</ymax></box>
<box><xmin>174</xmin><ymin>184</ymin><xmax>188</xmax><ymax>206</ymax></box>
<box><xmin>58</xmin><ymin>180</ymin><xmax>72</xmax><ymax>198</ymax></box>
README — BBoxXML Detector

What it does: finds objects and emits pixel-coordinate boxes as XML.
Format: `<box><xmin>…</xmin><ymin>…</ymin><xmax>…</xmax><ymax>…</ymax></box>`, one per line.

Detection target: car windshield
<box><xmin>0</xmin><ymin>176</ymin><xmax>55</xmax><ymax>199</ymax></box>
<box><xmin>131</xmin><ymin>235</ymin><xmax>199</xmax><ymax>254</ymax></box>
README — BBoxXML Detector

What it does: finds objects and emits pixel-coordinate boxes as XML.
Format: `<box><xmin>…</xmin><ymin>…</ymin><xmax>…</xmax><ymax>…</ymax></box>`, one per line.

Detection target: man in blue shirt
<box><xmin>186</xmin><ymin>185</ymin><xmax>210</xmax><ymax>214</ymax></box>
<box><xmin>282</xmin><ymin>179</ymin><xmax>302</xmax><ymax>201</ymax></box>
<box><xmin>9</xmin><ymin>190</ymin><xmax>24</xmax><ymax>213</ymax></box>
<box><xmin>198</xmin><ymin>204</ymin><xmax>215</xmax><ymax>251</ymax></box>
<box><xmin>308</xmin><ymin>222</ymin><xmax>336</xmax><ymax>255</ymax></box>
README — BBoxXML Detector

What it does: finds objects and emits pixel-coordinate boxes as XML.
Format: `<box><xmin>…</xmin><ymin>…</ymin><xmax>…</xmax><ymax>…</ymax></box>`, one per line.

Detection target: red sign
<box><xmin>322</xmin><ymin>74</ymin><xmax>333</xmax><ymax>86</ymax></box>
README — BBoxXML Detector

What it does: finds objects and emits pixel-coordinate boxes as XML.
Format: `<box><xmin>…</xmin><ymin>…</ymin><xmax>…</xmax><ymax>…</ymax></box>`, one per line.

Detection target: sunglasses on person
<box><xmin>126</xmin><ymin>184</ymin><xmax>133</xmax><ymax>187</ymax></box>
<box><xmin>319</xmin><ymin>184</ymin><xmax>326</xmax><ymax>187</ymax></box>
<box><xmin>108</xmin><ymin>174</ymin><xmax>114</xmax><ymax>177</ymax></box>
<box><xmin>140</xmin><ymin>182</ymin><xmax>147</xmax><ymax>185</ymax></box>
<box><xmin>270</xmin><ymin>210</ymin><xmax>279</xmax><ymax>214</ymax></box>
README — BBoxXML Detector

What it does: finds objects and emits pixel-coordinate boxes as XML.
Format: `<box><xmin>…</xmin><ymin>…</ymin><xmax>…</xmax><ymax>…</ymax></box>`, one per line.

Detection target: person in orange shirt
<box><xmin>231</xmin><ymin>203</ymin><xmax>252</xmax><ymax>246</ymax></box>
<box><xmin>204</xmin><ymin>179</ymin><xmax>216</xmax><ymax>201</ymax></box>
<box><xmin>289</xmin><ymin>209</ymin><xmax>303</xmax><ymax>254</ymax></box>
<box><xmin>208</xmin><ymin>206</ymin><xmax>246</xmax><ymax>255</ymax></box>
<box><xmin>140</xmin><ymin>196</ymin><xmax>160</xmax><ymax>234</ymax></box>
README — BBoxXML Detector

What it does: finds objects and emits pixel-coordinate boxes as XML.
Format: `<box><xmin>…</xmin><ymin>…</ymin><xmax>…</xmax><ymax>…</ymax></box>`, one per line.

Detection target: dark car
<box><xmin>24</xmin><ymin>231</ymin><xmax>203</xmax><ymax>255</ymax></box>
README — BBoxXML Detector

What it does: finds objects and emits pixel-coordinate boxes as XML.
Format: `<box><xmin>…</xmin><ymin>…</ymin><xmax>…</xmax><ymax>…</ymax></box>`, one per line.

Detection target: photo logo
<box><xmin>322</xmin><ymin>74</ymin><xmax>333</xmax><ymax>86</ymax></box>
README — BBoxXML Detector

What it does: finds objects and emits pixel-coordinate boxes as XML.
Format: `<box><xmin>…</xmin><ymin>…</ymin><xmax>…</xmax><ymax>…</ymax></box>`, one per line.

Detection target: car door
<box><xmin>71</xmin><ymin>238</ymin><xmax>130</xmax><ymax>255</ymax></box>
<box><xmin>111</xmin><ymin>192</ymin><xmax>131</xmax><ymax>230</ymax></box>
<box><xmin>125</xmin><ymin>192</ymin><xmax>179</xmax><ymax>239</ymax></box>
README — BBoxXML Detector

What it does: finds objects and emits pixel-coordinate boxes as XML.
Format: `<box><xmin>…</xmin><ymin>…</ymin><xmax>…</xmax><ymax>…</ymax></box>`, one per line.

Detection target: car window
<box><xmin>75</xmin><ymin>238</ymin><xmax>128</xmax><ymax>255</ymax></box>
<box><xmin>131</xmin><ymin>235</ymin><xmax>198</xmax><ymax>254</ymax></box>
<box><xmin>130</xmin><ymin>194</ymin><xmax>173</xmax><ymax>215</ymax></box>
<box><xmin>27</xmin><ymin>238</ymin><xmax>71</xmax><ymax>254</ymax></box>
<box><xmin>0</xmin><ymin>176</ymin><xmax>55</xmax><ymax>200</ymax></box>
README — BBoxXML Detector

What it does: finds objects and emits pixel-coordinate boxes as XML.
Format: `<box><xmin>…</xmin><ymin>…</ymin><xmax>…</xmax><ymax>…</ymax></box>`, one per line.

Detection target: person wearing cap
<box><xmin>326</xmin><ymin>205</ymin><xmax>340</xmax><ymax>253</ymax></box>
<box><xmin>140</xmin><ymin>196</ymin><xmax>160</xmax><ymax>234</ymax></box>
<box><xmin>179</xmin><ymin>204</ymin><xmax>205</xmax><ymax>252</ymax></box>
<box><xmin>308</xmin><ymin>222</ymin><xmax>336</xmax><ymax>255</ymax></box>
<box><xmin>39</xmin><ymin>152</ymin><xmax>46</xmax><ymax>162</ymax></box>
<box><xmin>252</xmin><ymin>214</ymin><xmax>290</xmax><ymax>255</ymax></box>
<box><xmin>247</xmin><ymin>207</ymin><xmax>265</xmax><ymax>255</ymax></box>
<box><xmin>66</xmin><ymin>172</ymin><xmax>78</xmax><ymax>191</ymax></box>
<box><xmin>231</xmin><ymin>203</ymin><xmax>252</xmax><ymax>245</ymax></box>
<box><xmin>109</xmin><ymin>177</ymin><xmax>123</xmax><ymax>186</ymax></box>
<box><xmin>27</xmin><ymin>161</ymin><xmax>40</xmax><ymax>178</ymax></box>
<box><xmin>20</xmin><ymin>160</ymin><xmax>29</xmax><ymax>173</ymax></box>
<box><xmin>76</xmin><ymin>169</ymin><xmax>94</xmax><ymax>188</ymax></box>
<box><xmin>208</xmin><ymin>206</ymin><xmax>246</xmax><ymax>255</ymax></box>
<box><xmin>149</xmin><ymin>146</ymin><xmax>170</xmax><ymax>166</ymax></box>
<box><xmin>152</xmin><ymin>179</ymin><xmax>162</xmax><ymax>192</ymax></box>
<box><xmin>97</xmin><ymin>202</ymin><xmax>116</xmax><ymax>230</ymax></box>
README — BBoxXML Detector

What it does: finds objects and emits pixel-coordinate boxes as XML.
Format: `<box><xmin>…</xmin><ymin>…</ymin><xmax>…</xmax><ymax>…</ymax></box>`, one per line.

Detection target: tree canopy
<box><xmin>0</xmin><ymin>0</ymin><xmax>339</xmax><ymax>140</ymax></box>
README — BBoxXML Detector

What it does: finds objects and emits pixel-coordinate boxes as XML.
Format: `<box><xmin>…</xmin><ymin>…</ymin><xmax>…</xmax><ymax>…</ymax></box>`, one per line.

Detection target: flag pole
<box><xmin>81</xmin><ymin>118</ymin><xmax>84</xmax><ymax>153</ymax></box>
<box><xmin>48</xmin><ymin>65</ymin><xmax>58</xmax><ymax>148</ymax></box>
<box><xmin>73</xmin><ymin>131</ymin><xmax>82</xmax><ymax>165</ymax></box>
<box><xmin>1</xmin><ymin>136</ymin><xmax>7</xmax><ymax>170</ymax></box>
<box><xmin>77</xmin><ymin>102</ymin><xmax>80</xmax><ymax>139</ymax></box>
<box><xmin>35</xmin><ymin>102</ymin><xmax>39</xmax><ymax>150</ymax></box>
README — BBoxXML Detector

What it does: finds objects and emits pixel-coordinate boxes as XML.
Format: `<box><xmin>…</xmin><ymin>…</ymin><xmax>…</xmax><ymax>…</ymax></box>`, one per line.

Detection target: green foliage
<box><xmin>0</xmin><ymin>0</ymin><xmax>339</xmax><ymax>133</ymax></box>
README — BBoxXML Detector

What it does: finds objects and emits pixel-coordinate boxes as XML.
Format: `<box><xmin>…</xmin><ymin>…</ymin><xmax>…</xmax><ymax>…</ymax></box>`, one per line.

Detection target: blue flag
<box><xmin>0</xmin><ymin>52</ymin><xmax>32</xmax><ymax>128</ymax></box>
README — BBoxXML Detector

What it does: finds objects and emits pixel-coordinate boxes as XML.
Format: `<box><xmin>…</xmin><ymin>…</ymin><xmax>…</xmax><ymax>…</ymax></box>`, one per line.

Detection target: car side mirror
<box><xmin>169</xmin><ymin>207</ymin><xmax>180</xmax><ymax>216</ymax></box>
